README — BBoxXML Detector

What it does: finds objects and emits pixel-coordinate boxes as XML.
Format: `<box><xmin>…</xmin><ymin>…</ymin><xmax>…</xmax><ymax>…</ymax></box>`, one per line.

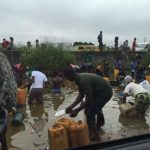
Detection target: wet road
<box><xmin>6</xmin><ymin>83</ymin><xmax>150</xmax><ymax>150</ymax></box>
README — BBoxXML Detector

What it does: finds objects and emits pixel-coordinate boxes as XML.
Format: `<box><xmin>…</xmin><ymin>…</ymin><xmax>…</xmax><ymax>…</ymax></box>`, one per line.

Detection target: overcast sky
<box><xmin>0</xmin><ymin>0</ymin><xmax>150</xmax><ymax>46</ymax></box>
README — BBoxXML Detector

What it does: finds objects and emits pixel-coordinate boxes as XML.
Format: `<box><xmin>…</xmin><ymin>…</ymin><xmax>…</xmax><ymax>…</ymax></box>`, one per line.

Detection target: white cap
<box><xmin>124</xmin><ymin>75</ymin><xmax>133</xmax><ymax>84</ymax></box>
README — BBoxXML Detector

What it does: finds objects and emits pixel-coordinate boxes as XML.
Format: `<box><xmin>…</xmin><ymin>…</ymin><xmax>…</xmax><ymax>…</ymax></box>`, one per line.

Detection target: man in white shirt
<box><xmin>123</xmin><ymin>75</ymin><xmax>150</xmax><ymax>117</ymax></box>
<box><xmin>28</xmin><ymin>69</ymin><xmax>48</xmax><ymax>104</ymax></box>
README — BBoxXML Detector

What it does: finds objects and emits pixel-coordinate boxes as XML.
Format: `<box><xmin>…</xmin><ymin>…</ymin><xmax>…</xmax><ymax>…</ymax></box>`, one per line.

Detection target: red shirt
<box><xmin>2</xmin><ymin>40</ymin><xmax>9</xmax><ymax>48</ymax></box>
<box><xmin>132</xmin><ymin>41</ymin><xmax>136</xmax><ymax>50</ymax></box>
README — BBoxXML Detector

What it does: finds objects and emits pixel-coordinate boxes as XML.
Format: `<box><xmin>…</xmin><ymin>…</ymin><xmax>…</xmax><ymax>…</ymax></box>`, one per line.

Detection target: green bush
<box><xmin>22</xmin><ymin>43</ymin><xmax>75</xmax><ymax>76</ymax></box>
<box><xmin>141</xmin><ymin>49</ymin><xmax>150</xmax><ymax>67</ymax></box>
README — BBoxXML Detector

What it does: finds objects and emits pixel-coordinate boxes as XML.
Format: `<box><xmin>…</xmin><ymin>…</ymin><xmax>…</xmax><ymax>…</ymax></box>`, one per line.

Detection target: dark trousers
<box><xmin>0</xmin><ymin>136</ymin><xmax>8</xmax><ymax>150</ymax></box>
<box><xmin>28</xmin><ymin>88</ymin><xmax>43</xmax><ymax>103</ymax></box>
<box><xmin>85</xmin><ymin>87</ymin><xmax>113</xmax><ymax>129</ymax></box>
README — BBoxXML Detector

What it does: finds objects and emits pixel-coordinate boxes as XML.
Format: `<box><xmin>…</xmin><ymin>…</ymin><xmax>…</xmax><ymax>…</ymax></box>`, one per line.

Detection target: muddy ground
<box><xmin>6</xmin><ymin>85</ymin><xmax>150</xmax><ymax>150</ymax></box>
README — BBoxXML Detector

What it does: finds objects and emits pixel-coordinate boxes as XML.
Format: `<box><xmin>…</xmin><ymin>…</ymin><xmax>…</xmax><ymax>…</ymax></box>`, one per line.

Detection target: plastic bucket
<box><xmin>12</xmin><ymin>112</ymin><xmax>24</xmax><ymax>126</ymax></box>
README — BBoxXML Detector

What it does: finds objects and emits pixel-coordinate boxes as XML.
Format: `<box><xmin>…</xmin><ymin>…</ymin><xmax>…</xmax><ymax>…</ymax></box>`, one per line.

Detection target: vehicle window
<box><xmin>1</xmin><ymin>0</ymin><xmax>150</xmax><ymax>150</ymax></box>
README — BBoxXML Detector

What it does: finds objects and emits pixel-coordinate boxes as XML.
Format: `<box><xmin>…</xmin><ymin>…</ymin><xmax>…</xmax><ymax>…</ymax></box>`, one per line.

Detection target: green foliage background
<box><xmin>141</xmin><ymin>49</ymin><xmax>150</xmax><ymax>66</ymax></box>
<box><xmin>22</xmin><ymin>43</ymin><xmax>75</xmax><ymax>76</ymax></box>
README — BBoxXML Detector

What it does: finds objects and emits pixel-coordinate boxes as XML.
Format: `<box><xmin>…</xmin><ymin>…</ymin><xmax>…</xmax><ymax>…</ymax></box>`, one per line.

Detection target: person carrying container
<box><xmin>64</xmin><ymin>66</ymin><xmax>113</xmax><ymax>141</ymax></box>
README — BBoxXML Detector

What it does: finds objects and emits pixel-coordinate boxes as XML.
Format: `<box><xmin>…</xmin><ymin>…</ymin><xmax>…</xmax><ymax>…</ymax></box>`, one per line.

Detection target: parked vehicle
<box><xmin>135</xmin><ymin>42</ymin><xmax>149</xmax><ymax>51</ymax></box>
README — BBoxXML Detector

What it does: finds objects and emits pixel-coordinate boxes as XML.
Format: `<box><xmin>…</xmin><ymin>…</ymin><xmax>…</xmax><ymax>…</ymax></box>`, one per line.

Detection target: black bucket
<box><xmin>12</xmin><ymin>112</ymin><xmax>24</xmax><ymax>126</ymax></box>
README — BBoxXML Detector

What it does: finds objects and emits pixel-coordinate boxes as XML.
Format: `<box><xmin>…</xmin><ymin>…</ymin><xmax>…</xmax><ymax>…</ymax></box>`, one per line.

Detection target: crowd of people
<box><xmin>97</xmin><ymin>31</ymin><xmax>146</xmax><ymax>53</ymax></box>
<box><xmin>0</xmin><ymin>33</ymin><xmax>141</xmax><ymax>53</ymax></box>
<box><xmin>64</xmin><ymin>60</ymin><xmax>150</xmax><ymax>140</ymax></box>
<box><xmin>71</xmin><ymin>55</ymin><xmax>150</xmax><ymax>86</ymax></box>
<box><xmin>0</xmin><ymin>46</ymin><xmax>150</xmax><ymax>146</ymax></box>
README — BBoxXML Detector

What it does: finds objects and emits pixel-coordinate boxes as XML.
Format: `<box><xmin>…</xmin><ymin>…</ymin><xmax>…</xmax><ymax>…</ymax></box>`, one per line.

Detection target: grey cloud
<box><xmin>0</xmin><ymin>0</ymin><xmax>150</xmax><ymax>46</ymax></box>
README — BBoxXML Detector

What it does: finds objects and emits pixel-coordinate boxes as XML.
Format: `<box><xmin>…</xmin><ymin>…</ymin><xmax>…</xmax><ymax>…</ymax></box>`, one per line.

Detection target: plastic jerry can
<box><xmin>17</xmin><ymin>88</ymin><xmax>27</xmax><ymax>105</ymax></box>
<box><xmin>55</xmin><ymin>118</ymin><xmax>75</xmax><ymax>146</ymax></box>
<box><xmin>48</xmin><ymin>125</ymin><xmax>69</xmax><ymax>150</ymax></box>
<box><xmin>57</xmin><ymin>118</ymin><xmax>75</xmax><ymax>124</ymax></box>
<box><xmin>119</xmin><ymin>103</ymin><xmax>136</xmax><ymax>116</ymax></box>
<box><xmin>69</xmin><ymin>120</ymin><xmax>90</xmax><ymax>147</ymax></box>
<box><xmin>114</xmin><ymin>69</ymin><xmax>119</xmax><ymax>80</ymax></box>
<box><xmin>11</xmin><ymin>112</ymin><xmax>24</xmax><ymax>126</ymax></box>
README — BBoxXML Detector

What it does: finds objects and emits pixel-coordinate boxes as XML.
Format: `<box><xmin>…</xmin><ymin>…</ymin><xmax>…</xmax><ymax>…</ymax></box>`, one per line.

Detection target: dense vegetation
<box><xmin>21</xmin><ymin>43</ymin><xmax>75</xmax><ymax>76</ymax></box>
<box><xmin>141</xmin><ymin>49</ymin><xmax>150</xmax><ymax>67</ymax></box>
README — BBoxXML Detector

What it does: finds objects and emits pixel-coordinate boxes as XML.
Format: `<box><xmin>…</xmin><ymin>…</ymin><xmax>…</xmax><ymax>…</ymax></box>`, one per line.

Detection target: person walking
<box><xmin>28</xmin><ymin>67</ymin><xmax>48</xmax><ymax>104</ymax></box>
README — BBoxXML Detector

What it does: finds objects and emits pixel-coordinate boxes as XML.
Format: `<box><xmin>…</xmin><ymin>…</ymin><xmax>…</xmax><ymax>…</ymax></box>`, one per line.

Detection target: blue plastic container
<box><xmin>12</xmin><ymin>112</ymin><xmax>24</xmax><ymax>126</ymax></box>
